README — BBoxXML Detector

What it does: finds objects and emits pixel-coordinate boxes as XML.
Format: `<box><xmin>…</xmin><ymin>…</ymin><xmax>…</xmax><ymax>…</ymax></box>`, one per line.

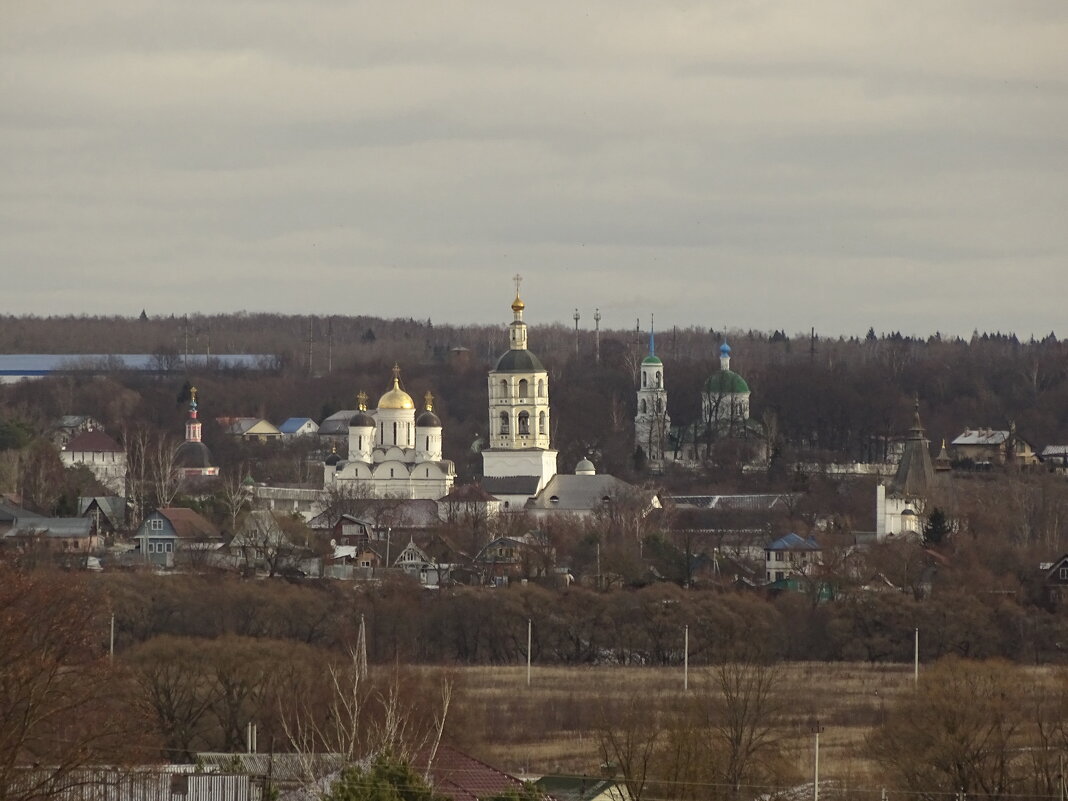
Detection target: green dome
<box><xmin>704</xmin><ymin>369</ymin><xmax>749</xmax><ymax>394</ymax></box>
<box><xmin>641</xmin><ymin>355</ymin><xmax>662</xmax><ymax>365</ymax></box>
<box><xmin>495</xmin><ymin>349</ymin><xmax>545</xmax><ymax>372</ymax></box>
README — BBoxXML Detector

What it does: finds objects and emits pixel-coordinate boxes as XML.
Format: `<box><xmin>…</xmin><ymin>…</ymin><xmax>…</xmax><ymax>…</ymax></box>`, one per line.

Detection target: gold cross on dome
<box><xmin>513</xmin><ymin>273</ymin><xmax>522</xmax><ymax>296</ymax></box>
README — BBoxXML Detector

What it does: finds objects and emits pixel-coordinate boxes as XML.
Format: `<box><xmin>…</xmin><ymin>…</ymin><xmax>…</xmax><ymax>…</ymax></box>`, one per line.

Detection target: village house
<box><xmin>134</xmin><ymin>507</ymin><xmax>222</xmax><ymax>568</ymax></box>
<box><xmin>951</xmin><ymin>426</ymin><xmax>1038</xmax><ymax>467</ymax></box>
<box><xmin>764</xmin><ymin>532</ymin><xmax>821</xmax><ymax>584</ymax></box>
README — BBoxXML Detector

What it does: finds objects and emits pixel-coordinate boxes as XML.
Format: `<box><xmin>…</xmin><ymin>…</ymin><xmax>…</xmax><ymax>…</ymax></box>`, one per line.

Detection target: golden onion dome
<box><xmin>377</xmin><ymin>364</ymin><xmax>415</xmax><ymax>410</ymax></box>
<box><xmin>511</xmin><ymin>293</ymin><xmax>525</xmax><ymax>313</ymax></box>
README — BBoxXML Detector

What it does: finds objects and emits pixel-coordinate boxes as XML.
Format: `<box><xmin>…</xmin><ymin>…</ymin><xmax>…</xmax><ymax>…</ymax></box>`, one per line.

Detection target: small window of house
<box><xmin>150</xmin><ymin>519</ymin><xmax>163</xmax><ymax>531</ymax></box>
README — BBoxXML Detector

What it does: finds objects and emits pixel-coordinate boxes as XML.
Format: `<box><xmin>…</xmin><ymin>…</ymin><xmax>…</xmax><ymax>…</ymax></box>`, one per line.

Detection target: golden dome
<box><xmin>377</xmin><ymin>364</ymin><xmax>415</xmax><ymax>410</ymax></box>
<box><xmin>511</xmin><ymin>293</ymin><xmax>525</xmax><ymax>313</ymax></box>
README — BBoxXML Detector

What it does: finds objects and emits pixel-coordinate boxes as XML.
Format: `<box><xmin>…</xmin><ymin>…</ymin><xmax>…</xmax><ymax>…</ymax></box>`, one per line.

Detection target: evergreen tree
<box><xmin>323</xmin><ymin>753</ymin><xmax>446</xmax><ymax>801</ymax></box>
<box><xmin>923</xmin><ymin>507</ymin><xmax>951</xmax><ymax>546</ymax></box>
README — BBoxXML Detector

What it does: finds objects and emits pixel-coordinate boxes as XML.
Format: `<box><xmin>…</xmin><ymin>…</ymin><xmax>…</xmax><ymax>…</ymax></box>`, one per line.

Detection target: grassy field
<box><xmin>409</xmin><ymin>662</ymin><xmax>923</xmax><ymax>784</ymax></box>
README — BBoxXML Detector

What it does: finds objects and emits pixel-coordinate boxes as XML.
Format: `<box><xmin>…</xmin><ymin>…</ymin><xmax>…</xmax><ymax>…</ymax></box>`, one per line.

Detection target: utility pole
<box><xmin>683</xmin><ymin>625</ymin><xmax>689</xmax><ymax>691</ymax></box>
<box><xmin>812</xmin><ymin>720</ymin><xmax>824</xmax><ymax>801</ymax></box>
<box><xmin>914</xmin><ymin>628</ymin><xmax>919</xmax><ymax>686</ymax></box>
<box><xmin>573</xmin><ymin>309</ymin><xmax>581</xmax><ymax>355</ymax></box>
<box><xmin>594</xmin><ymin>308</ymin><xmax>601</xmax><ymax>365</ymax></box>
<box><xmin>308</xmin><ymin>317</ymin><xmax>315</xmax><ymax>377</ymax></box>
<box><xmin>526</xmin><ymin>618</ymin><xmax>532</xmax><ymax>687</ymax></box>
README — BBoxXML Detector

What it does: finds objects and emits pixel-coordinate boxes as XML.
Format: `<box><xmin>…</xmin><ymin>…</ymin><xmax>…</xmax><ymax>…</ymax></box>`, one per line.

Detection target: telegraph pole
<box><xmin>573</xmin><ymin>309</ymin><xmax>581</xmax><ymax>355</ymax></box>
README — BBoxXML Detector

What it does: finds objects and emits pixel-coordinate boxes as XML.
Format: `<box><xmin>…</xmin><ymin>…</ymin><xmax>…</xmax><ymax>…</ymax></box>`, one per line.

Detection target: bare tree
<box><xmin>219</xmin><ymin>466</ymin><xmax>252</xmax><ymax>535</ymax></box>
<box><xmin>151</xmin><ymin>435</ymin><xmax>182</xmax><ymax>508</ymax></box>
<box><xmin>595</xmin><ymin>693</ymin><xmax>664</xmax><ymax>801</ymax></box>
<box><xmin>123</xmin><ymin>425</ymin><xmax>152</xmax><ymax>527</ymax></box>
<box><xmin>0</xmin><ymin>567</ymin><xmax>131</xmax><ymax>801</ymax></box>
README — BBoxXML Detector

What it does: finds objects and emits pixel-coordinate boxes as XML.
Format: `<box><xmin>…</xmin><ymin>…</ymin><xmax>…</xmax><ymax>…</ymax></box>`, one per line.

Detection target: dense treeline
<box><xmin>97</xmin><ymin>572</ymin><xmax>1068</xmax><ymax>667</ymax></box>
<box><xmin>2</xmin><ymin>314</ymin><xmax>1068</xmax><ymax>486</ymax></box>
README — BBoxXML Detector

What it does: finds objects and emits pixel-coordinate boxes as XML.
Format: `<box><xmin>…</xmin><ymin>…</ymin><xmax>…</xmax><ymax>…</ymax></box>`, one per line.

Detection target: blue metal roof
<box><xmin>278</xmin><ymin>417</ymin><xmax>315</xmax><ymax>433</ymax></box>
<box><xmin>766</xmin><ymin>532</ymin><xmax>821</xmax><ymax>551</ymax></box>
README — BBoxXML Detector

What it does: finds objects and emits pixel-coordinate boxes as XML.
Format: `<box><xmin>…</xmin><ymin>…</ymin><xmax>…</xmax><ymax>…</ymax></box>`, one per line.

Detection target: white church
<box><xmin>325</xmin><ymin>365</ymin><xmax>456</xmax><ymax>500</ymax></box>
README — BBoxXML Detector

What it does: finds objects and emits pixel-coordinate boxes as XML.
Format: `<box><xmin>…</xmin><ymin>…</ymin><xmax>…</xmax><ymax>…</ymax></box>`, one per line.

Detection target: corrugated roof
<box><xmin>279</xmin><ymin>417</ymin><xmax>318</xmax><ymax>434</ymax></box>
<box><xmin>952</xmin><ymin>429</ymin><xmax>1010</xmax><ymax>446</ymax></box>
<box><xmin>418</xmin><ymin>745</ymin><xmax>537</xmax><ymax>801</ymax></box>
<box><xmin>440</xmin><ymin>484</ymin><xmax>500</xmax><ymax>502</ymax></box>
<box><xmin>481</xmin><ymin>475</ymin><xmax>541</xmax><ymax>496</ymax></box>
<box><xmin>7</xmin><ymin>517</ymin><xmax>94</xmax><ymax>538</ymax></box>
<box><xmin>527</xmin><ymin>474</ymin><xmax>644</xmax><ymax>511</ymax></box>
<box><xmin>158</xmin><ymin>507</ymin><xmax>221</xmax><ymax>540</ymax></box>
<box><xmin>766</xmin><ymin>532</ymin><xmax>820</xmax><ymax>551</ymax></box>
<box><xmin>671</xmin><ymin>493</ymin><xmax>795</xmax><ymax>511</ymax></box>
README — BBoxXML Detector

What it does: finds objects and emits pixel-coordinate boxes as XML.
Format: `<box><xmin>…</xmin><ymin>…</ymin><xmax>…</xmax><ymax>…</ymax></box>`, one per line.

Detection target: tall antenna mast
<box><xmin>594</xmin><ymin>308</ymin><xmax>602</xmax><ymax>365</ymax></box>
<box><xmin>327</xmin><ymin>317</ymin><xmax>333</xmax><ymax>374</ymax></box>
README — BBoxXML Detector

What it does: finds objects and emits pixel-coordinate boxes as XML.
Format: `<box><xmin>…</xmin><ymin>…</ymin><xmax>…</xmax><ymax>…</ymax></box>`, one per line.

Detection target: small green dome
<box><xmin>704</xmin><ymin>369</ymin><xmax>749</xmax><ymax>394</ymax></box>
<box><xmin>641</xmin><ymin>355</ymin><xmax>662</xmax><ymax>365</ymax></box>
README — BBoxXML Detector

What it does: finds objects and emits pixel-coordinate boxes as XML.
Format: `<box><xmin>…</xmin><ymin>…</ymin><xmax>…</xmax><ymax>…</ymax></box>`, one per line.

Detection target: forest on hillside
<box><xmin>0</xmin><ymin>312</ymin><xmax>1066</xmax><ymax>484</ymax></box>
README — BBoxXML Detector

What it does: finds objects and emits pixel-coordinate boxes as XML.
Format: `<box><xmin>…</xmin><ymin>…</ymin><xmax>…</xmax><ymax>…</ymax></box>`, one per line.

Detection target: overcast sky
<box><xmin>3</xmin><ymin>1</ymin><xmax>1066</xmax><ymax>338</ymax></box>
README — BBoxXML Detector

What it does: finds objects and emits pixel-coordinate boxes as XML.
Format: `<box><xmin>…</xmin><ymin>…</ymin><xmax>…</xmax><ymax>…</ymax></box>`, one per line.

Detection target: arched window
<box><xmin>655</xmin><ymin>397</ymin><xmax>663</xmax><ymax>414</ymax></box>
<box><xmin>499</xmin><ymin>379</ymin><xmax>508</xmax><ymax>398</ymax></box>
<box><xmin>392</xmin><ymin>422</ymin><xmax>397</xmax><ymax>445</ymax></box>
<box><xmin>642</xmin><ymin>372</ymin><xmax>647</xmax><ymax>388</ymax></box>
<box><xmin>407</xmin><ymin>422</ymin><xmax>411</xmax><ymax>444</ymax></box>
<box><xmin>537</xmin><ymin>379</ymin><xmax>545</xmax><ymax>397</ymax></box>
<box><xmin>539</xmin><ymin>411</ymin><xmax>546</xmax><ymax>435</ymax></box>
<box><xmin>426</xmin><ymin>436</ymin><xmax>430</xmax><ymax>451</ymax></box>
<box><xmin>518</xmin><ymin>379</ymin><xmax>529</xmax><ymax>398</ymax></box>
<box><xmin>499</xmin><ymin>412</ymin><xmax>509</xmax><ymax>434</ymax></box>
<box><xmin>655</xmin><ymin>371</ymin><xmax>662</xmax><ymax>388</ymax></box>
<box><xmin>518</xmin><ymin>411</ymin><xmax>530</xmax><ymax>435</ymax></box>
<box><xmin>640</xmin><ymin>399</ymin><xmax>647</xmax><ymax>414</ymax></box>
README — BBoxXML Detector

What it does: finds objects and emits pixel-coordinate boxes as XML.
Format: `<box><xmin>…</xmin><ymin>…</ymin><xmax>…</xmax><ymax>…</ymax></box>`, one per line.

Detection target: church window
<box><xmin>655</xmin><ymin>371</ymin><xmax>662</xmax><ymax>388</ymax></box>
<box><xmin>426</xmin><ymin>436</ymin><xmax>430</xmax><ymax>451</ymax></box>
<box><xmin>380</xmin><ymin>422</ymin><xmax>384</xmax><ymax>441</ymax></box>
<box><xmin>537</xmin><ymin>379</ymin><xmax>545</xmax><ymax>397</ymax></box>
<box><xmin>499</xmin><ymin>412</ymin><xmax>509</xmax><ymax>434</ymax></box>
<box><xmin>358</xmin><ymin>435</ymin><xmax>363</xmax><ymax>451</ymax></box>
<box><xmin>539</xmin><ymin>411</ymin><xmax>546</xmax><ymax>435</ymax></box>
<box><xmin>640</xmin><ymin>399</ymin><xmax>647</xmax><ymax>414</ymax></box>
<box><xmin>407</xmin><ymin>422</ymin><xmax>411</xmax><ymax>444</ymax></box>
<box><xmin>390</xmin><ymin>468</ymin><xmax>395</xmax><ymax>477</ymax></box>
<box><xmin>655</xmin><ymin>398</ymin><xmax>662</xmax><ymax>414</ymax></box>
<box><xmin>392</xmin><ymin>422</ymin><xmax>397</xmax><ymax>445</ymax></box>
<box><xmin>518</xmin><ymin>412</ymin><xmax>530</xmax><ymax>435</ymax></box>
<box><xmin>642</xmin><ymin>372</ymin><xmax>647</xmax><ymax>388</ymax></box>
<box><xmin>518</xmin><ymin>379</ymin><xmax>529</xmax><ymax>398</ymax></box>
<box><xmin>499</xmin><ymin>379</ymin><xmax>508</xmax><ymax>398</ymax></box>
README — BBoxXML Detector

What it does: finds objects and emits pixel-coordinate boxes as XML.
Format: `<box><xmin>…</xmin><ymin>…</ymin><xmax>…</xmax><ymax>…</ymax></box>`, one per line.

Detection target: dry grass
<box><xmin>401</xmin><ymin>662</ymin><xmax>990</xmax><ymax>782</ymax></box>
